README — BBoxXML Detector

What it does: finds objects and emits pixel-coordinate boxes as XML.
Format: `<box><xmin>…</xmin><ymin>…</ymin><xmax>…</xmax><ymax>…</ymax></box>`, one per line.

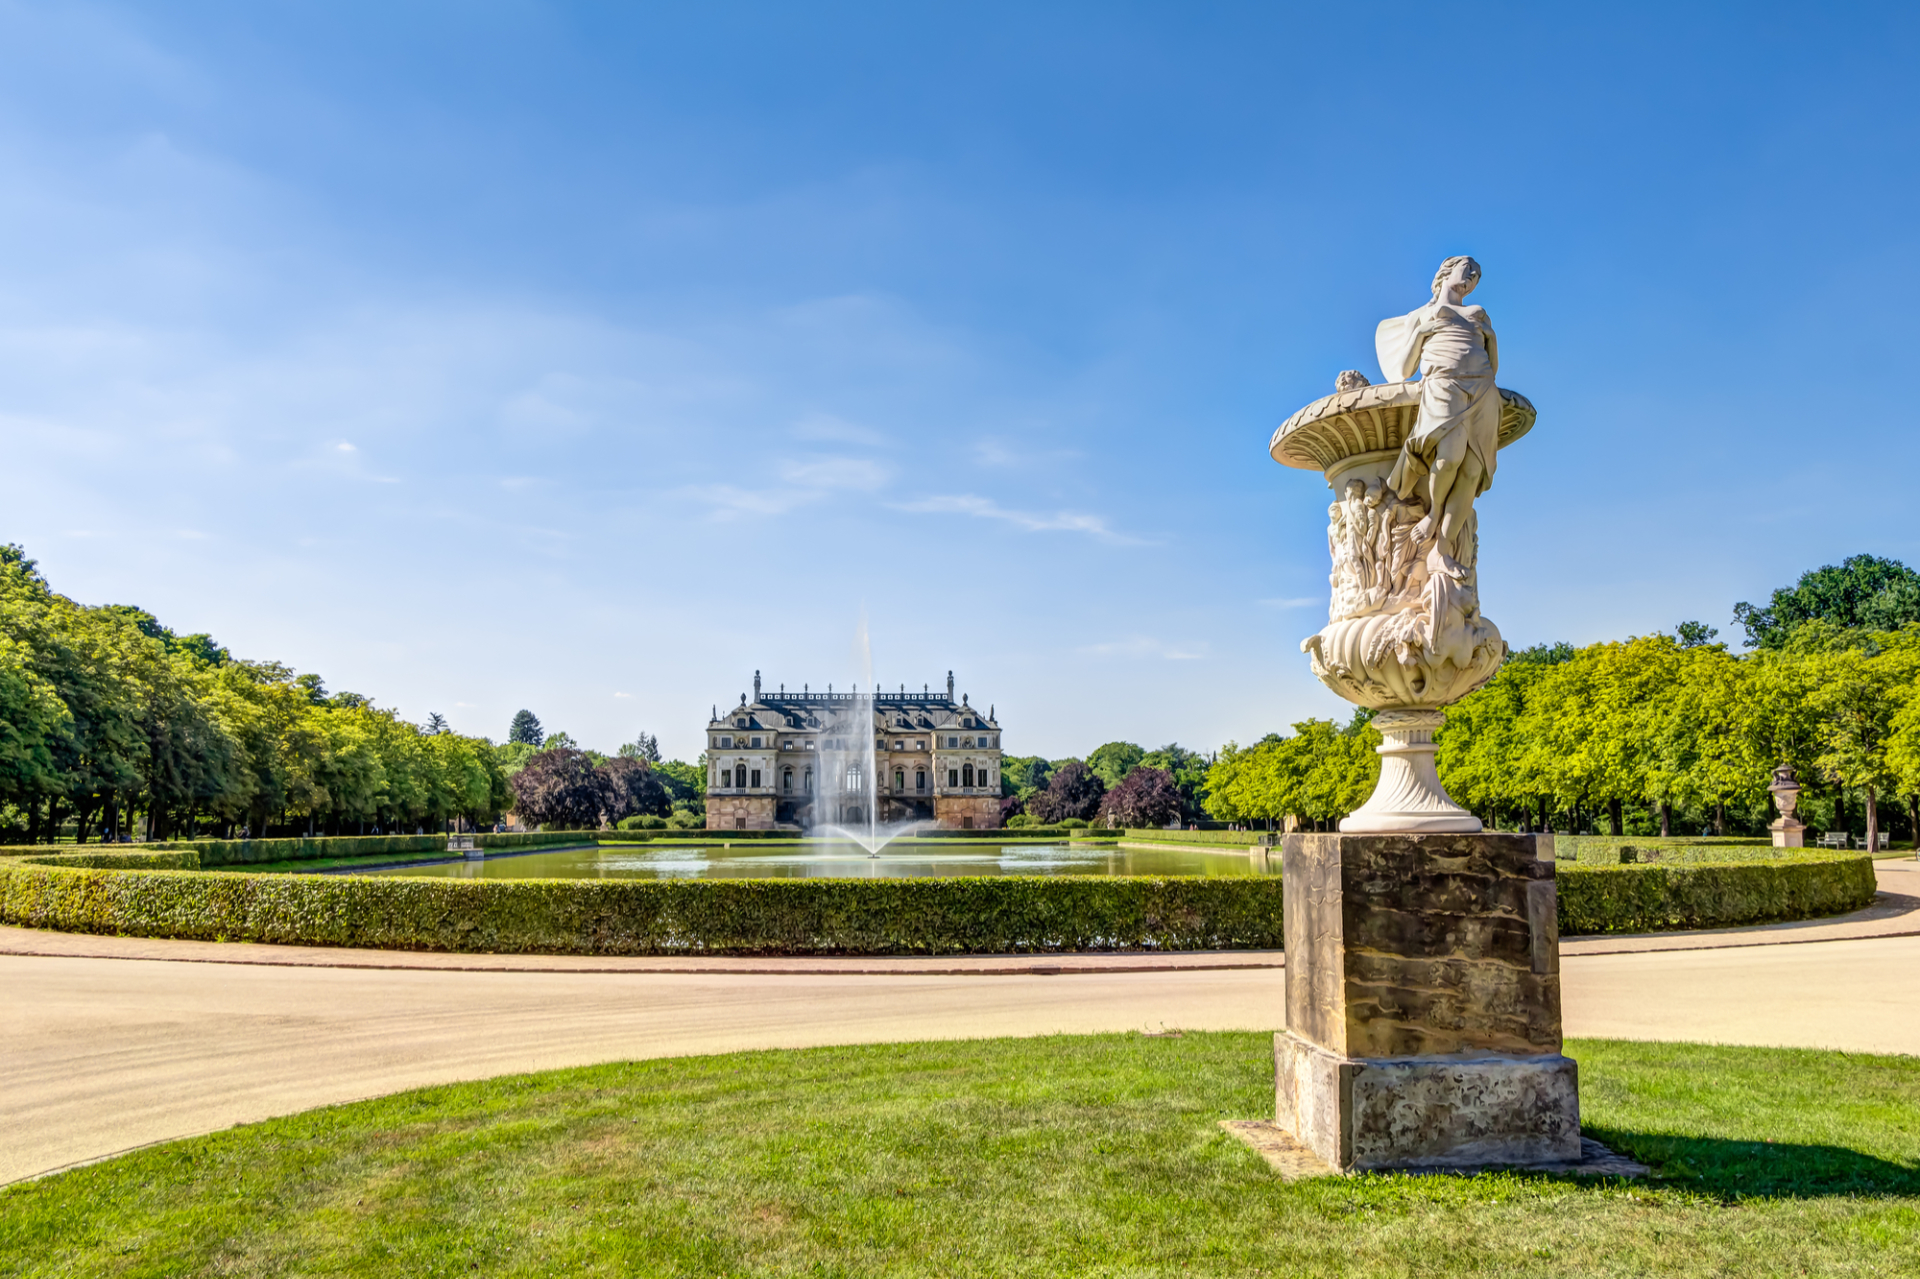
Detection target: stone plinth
<box><xmin>1275</xmin><ymin>831</ymin><xmax>1580</xmax><ymax>1170</ymax></box>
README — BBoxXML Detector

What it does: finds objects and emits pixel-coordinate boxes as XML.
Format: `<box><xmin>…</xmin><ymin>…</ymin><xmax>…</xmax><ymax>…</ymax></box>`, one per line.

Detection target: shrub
<box><xmin>1059</xmin><ymin>818</ymin><xmax>1089</xmax><ymax>830</ymax></box>
<box><xmin>620</xmin><ymin>815</ymin><xmax>670</xmax><ymax>831</ymax></box>
<box><xmin>1004</xmin><ymin>814</ymin><xmax>1033</xmax><ymax>828</ymax></box>
<box><xmin>0</xmin><ymin>865</ymin><xmax>1287</xmax><ymax>955</ymax></box>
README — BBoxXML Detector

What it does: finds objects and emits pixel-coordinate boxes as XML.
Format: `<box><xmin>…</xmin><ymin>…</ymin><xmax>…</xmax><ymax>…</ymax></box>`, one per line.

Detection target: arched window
<box><xmin>783</xmin><ymin>768</ymin><xmax>793</xmax><ymax>794</ymax></box>
<box><xmin>963</xmin><ymin>763</ymin><xmax>975</xmax><ymax>787</ymax></box>
<box><xmin>894</xmin><ymin>769</ymin><xmax>904</xmax><ymax>791</ymax></box>
<box><xmin>916</xmin><ymin>770</ymin><xmax>926</xmax><ymax>791</ymax></box>
<box><xmin>804</xmin><ymin>768</ymin><xmax>813</xmax><ymax>793</ymax></box>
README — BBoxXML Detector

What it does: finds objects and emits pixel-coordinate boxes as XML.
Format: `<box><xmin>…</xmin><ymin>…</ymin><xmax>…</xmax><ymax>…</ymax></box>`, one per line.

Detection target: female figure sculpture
<box><xmin>1377</xmin><ymin>255</ymin><xmax>1500</xmax><ymax>567</ymax></box>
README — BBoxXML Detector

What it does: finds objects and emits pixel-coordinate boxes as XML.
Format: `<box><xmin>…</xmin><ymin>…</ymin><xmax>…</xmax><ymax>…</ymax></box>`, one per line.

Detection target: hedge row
<box><xmin>1111</xmin><ymin>829</ymin><xmax>1264</xmax><ymax>847</ymax></box>
<box><xmin>0</xmin><ymin>864</ymin><xmax>1286</xmax><ymax>955</ymax></box>
<box><xmin>0</xmin><ymin>830</ymin><xmax>602</xmax><ymax>867</ymax></box>
<box><xmin>913</xmin><ymin>827</ymin><xmax>1071</xmax><ymax>840</ymax></box>
<box><xmin>1555</xmin><ymin>852</ymin><xmax>1875</xmax><ymax>933</ymax></box>
<box><xmin>1557</xmin><ymin>835</ymin><xmax>1772</xmax><ymax>865</ymax></box>
<box><xmin>0</xmin><ymin>848</ymin><xmax>1877</xmax><ymax>953</ymax></box>
<box><xmin>20</xmin><ymin>848</ymin><xmax>204</xmax><ymax>871</ymax></box>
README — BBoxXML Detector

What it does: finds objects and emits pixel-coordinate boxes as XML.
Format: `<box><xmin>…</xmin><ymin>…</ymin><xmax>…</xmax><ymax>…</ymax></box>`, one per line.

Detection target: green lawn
<box><xmin>2</xmin><ymin>1036</ymin><xmax>1914</xmax><ymax>1277</ymax></box>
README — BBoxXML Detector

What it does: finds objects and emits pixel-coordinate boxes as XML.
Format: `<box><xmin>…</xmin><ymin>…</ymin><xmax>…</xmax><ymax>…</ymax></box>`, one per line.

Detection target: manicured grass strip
<box><xmin>1</xmin><ymin>1036</ymin><xmax>1914</xmax><ymax>1277</ymax></box>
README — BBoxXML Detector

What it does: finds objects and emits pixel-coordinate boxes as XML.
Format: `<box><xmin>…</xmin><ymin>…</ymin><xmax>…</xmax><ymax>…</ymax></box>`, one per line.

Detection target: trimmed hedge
<box><xmin>911</xmin><ymin>827</ymin><xmax>1070</xmax><ymax>840</ymax></box>
<box><xmin>0</xmin><ymin>864</ymin><xmax>1285</xmax><ymax>955</ymax></box>
<box><xmin>20</xmin><ymin>848</ymin><xmax>203</xmax><ymax>871</ymax></box>
<box><xmin>0</xmin><ymin>830</ymin><xmax>602</xmax><ymax>867</ymax></box>
<box><xmin>0</xmin><ymin>846</ymin><xmax>1878</xmax><ymax>954</ymax></box>
<box><xmin>1113</xmin><ymin>830</ymin><xmax>1265</xmax><ymax>848</ymax></box>
<box><xmin>1557</xmin><ymin>852</ymin><xmax>1875</xmax><ymax>933</ymax></box>
<box><xmin>1557</xmin><ymin>835</ymin><xmax>1772</xmax><ymax>865</ymax></box>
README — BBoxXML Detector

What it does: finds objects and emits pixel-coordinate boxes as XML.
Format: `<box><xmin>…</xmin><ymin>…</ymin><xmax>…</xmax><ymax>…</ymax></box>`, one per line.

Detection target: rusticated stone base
<box><xmin>933</xmin><ymin>795</ymin><xmax>1001</xmax><ymax>830</ymax></box>
<box><xmin>1275</xmin><ymin>1032</ymin><xmax>1581</xmax><ymax>1170</ymax></box>
<box><xmin>706</xmin><ymin>796</ymin><xmax>776</xmax><ymax>831</ymax></box>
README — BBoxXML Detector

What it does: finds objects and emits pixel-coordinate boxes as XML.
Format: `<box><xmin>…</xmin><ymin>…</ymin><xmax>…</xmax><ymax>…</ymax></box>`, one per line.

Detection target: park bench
<box><xmin>1817</xmin><ymin>831</ymin><xmax>1848</xmax><ymax>850</ymax></box>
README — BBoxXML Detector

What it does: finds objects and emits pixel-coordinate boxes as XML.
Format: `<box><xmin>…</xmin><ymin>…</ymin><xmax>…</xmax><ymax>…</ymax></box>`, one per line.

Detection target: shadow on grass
<box><xmin>1587</xmin><ymin>1126</ymin><xmax>1920</xmax><ymax>1199</ymax></box>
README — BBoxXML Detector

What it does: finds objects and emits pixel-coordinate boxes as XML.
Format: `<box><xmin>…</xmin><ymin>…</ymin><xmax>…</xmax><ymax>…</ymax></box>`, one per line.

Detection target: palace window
<box><xmin>916</xmin><ymin>770</ymin><xmax>926</xmax><ymax>791</ymax></box>
<box><xmin>894</xmin><ymin>770</ymin><xmax>905</xmax><ymax>791</ymax></box>
<box><xmin>783</xmin><ymin>768</ymin><xmax>793</xmax><ymax>793</ymax></box>
<box><xmin>947</xmin><ymin>769</ymin><xmax>959</xmax><ymax>787</ymax></box>
<box><xmin>751</xmin><ymin>736</ymin><xmax>762</xmax><ymax>748</ymax></box>
<box><xmin>845</xmin><ymin>768</ymin><xmax>863</xmax><ymax>792</ymax></box>
<box><xmin>750</xmin><ymin>769</ymin><xmax>761</xmax><ymax>788</ymax></box>
<box><xmin>893</xmin><ymin>740</ymin><xmax>904</xmax><ymax>751</ymax></box>
<box><xmin>721</xmin><ymin>768</ymin><xmax>734</xmax><ymax>788</ymax></box>
<box><xmin>719</xmin><ymin>736</ymin><xmax>733</xmax><ymax>749</ymax></box>
<box><xmin>805</xmin><ymin>768</ymin><xmax>813</xmax><ymax>793</ymax></box>
<box><xmin>947</xmin><ymin>736</ymin><xmax>958</xmax><ymax>748</ymax></box>
<box><xmin>963</xmin><ymin>763</ymin><xmax>975</xmax><ymax>786</ymax></box>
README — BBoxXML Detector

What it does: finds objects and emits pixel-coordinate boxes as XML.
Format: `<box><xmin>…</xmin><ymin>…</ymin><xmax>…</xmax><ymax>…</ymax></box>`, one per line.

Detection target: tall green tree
<box><xmin>1086</xmin><ymin>742</ymin><xmax>1145</xmax><ymax>788</ymax></box>
<box><xmin>1736</xmin><ymin>554</ymin><xmax>1920</xmax><ymax>649</ymax></box>
<box><xmin>508</xmin><ymin>710</ymin><xmax>544</xmax><ymax>746</ymax></box>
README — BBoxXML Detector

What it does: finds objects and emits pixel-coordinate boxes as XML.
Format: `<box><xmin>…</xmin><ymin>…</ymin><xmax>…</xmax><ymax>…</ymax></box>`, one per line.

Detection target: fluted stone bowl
<box><xmin>1269</xmin><ymin>382</ymin><xmax>1537</xmax><ymax>473</ymax></box>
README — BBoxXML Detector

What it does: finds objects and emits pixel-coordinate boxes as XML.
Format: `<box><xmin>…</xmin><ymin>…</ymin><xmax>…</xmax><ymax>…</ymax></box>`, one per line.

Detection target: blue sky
<box><xmin>3</xmin><ymin>1</ymin><xmax>1917</xmax><ymax>761</ymax></box>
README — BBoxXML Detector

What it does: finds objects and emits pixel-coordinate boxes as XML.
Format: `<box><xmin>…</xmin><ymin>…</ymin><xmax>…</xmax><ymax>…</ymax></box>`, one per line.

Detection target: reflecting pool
<box><xmin>363</xmin><ymin>839</ymin><xmax>1274</xmax><ymax>880</ymax></box>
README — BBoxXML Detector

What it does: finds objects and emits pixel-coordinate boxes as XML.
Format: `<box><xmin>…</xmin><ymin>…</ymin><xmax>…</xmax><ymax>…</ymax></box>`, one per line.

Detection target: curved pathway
<box><xmin>4</xmin><ymin>858</ymin><xmax>1917</xmax><ymax>1187</ymax></box>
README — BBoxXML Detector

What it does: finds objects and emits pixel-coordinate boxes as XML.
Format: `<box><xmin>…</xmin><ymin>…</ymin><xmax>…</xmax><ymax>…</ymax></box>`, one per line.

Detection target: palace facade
<box><xmin>705</xmin><ymin>671</ymin><xmax>1003</xmax><ymax>832</ymax></box>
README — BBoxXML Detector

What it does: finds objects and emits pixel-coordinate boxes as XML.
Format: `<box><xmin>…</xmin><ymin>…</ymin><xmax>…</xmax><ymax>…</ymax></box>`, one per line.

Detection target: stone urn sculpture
<box><xmin>1769</xmin><ymin>764</ymin><xmax>1805</xmax><ymax>848</ymax></box>
<box><xmin>1269</xmin><ymin>256</ymin><xmax>1536</xmax><ymax>831</ymax></box>
<box><xmin>1251</xmin><ymin>259</ymin><xmax>1612</xmax><ymax>1176</ymax></box>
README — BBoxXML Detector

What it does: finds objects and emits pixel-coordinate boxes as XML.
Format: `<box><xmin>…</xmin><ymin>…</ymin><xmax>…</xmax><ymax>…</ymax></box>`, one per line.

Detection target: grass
<box><xmin>2</xmin><ymin>1037</ymin><xmax>1915</xmax><ymax>1277</ymax></box>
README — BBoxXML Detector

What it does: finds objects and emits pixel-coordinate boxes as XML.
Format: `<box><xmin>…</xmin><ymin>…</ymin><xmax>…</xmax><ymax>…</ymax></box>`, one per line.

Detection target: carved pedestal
<box><xmin>1274</xmin><ymin>832</ymin><xmax>1580</xmax><ymax>1170</ymax></box>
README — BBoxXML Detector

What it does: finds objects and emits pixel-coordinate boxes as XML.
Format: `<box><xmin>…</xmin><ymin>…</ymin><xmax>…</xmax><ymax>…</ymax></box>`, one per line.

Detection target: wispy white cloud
<box><xmin>684</xmin><ymin>454</ymin><xmax>891</xmax><ymax>520</ymax></box>
<box><xmin>791</xmin><ymin>412</ymin><xmax>889</xmax><ymax>447</ymax></box>
<box><xmin>777</xmin><ymin>456</ymin><xmax>889</xmax><ymax>490</ymax></box>
<box><xmin>971</xmin><ymin>436</ymin><xmax>1080</xmax><ymax>469</ymax></box>
<box><xmin>892</xmin><ymin>493</ymin><xmax>1143</xmax><ymax>544</ymax></box>
<box><xmin>1075</xmin><ymin>635</ymin><xmax>1209</xmax><ymax>661</ymax></box>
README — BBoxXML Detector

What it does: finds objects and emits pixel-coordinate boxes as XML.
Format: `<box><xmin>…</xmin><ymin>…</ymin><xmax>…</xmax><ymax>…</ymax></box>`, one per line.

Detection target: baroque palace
<box><xmin>706</xmin><ymin>671</ymin><xmax>1003</xmax><ymax>831</ymax></box>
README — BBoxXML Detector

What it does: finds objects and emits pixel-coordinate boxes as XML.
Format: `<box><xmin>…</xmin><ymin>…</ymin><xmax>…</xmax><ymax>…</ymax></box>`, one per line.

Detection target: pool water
<box><xmin>366</xmin><ymin>840</ymin><xmax>1274</xmax><ymax>880</ymax></box>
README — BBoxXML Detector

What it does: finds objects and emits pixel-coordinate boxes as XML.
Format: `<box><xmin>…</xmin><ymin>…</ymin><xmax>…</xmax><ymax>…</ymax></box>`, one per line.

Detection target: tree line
<box><xmin>0</xmin><ymin>546</ymin><xmax>510</xmax><ymax>842</ymax></box>
<box><xmin>999</xmin><ymin>742</ymin><xmax>1213</xmax><ymax>828</ymax></box>
<box><xmin>1202</xmin><ymin>555</ymin><xmax>1920</xmax><ymax>844</ymax></box>
<box><xmin>495</xmin><ymin>708</ymin><xmax>707</xmax><ymax>830</ymax></box>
